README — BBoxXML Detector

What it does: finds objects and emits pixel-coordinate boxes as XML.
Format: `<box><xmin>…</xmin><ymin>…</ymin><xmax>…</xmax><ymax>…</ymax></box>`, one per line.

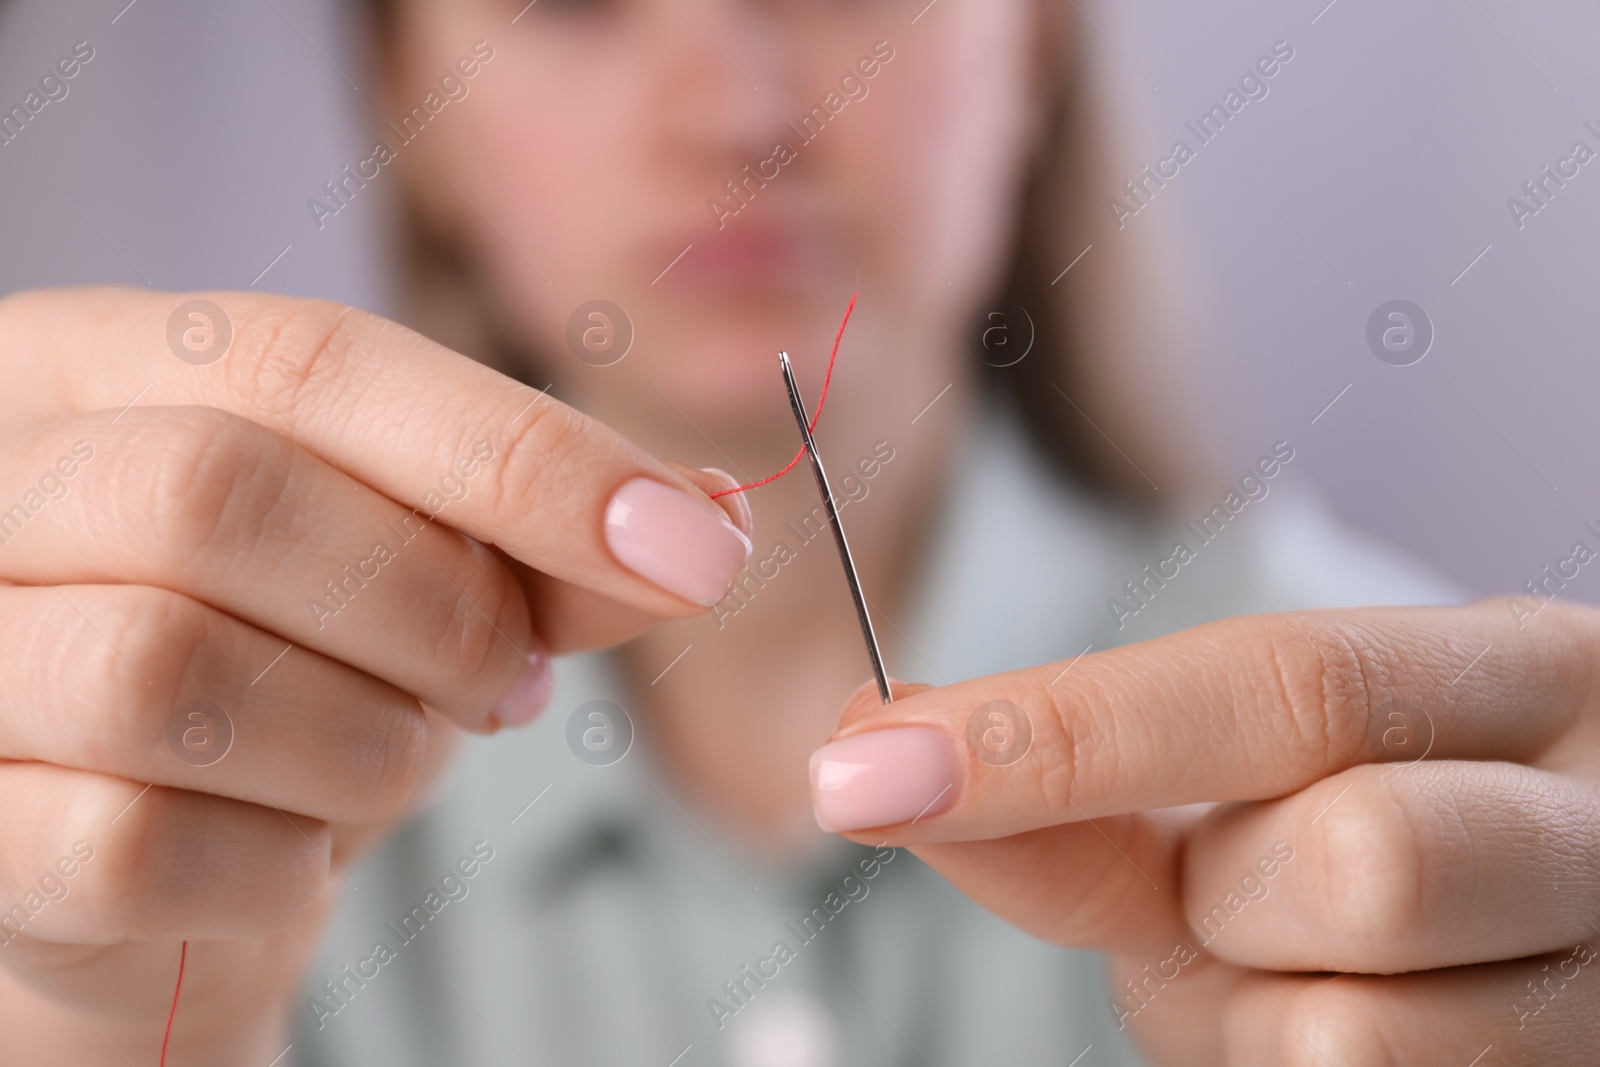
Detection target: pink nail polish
<box><xmin>809</xmin><ymin>727</ymin><xmax>960</xmax><ymax>832</ymax></box>
<box><xmin>492</xmin><ymin>652</ymin><xmax>554</xmax><ymax>729</ymax></box>
<box><xmin>698</xmin><ymin>466</ymin><xmax>751</xmax><ymax>534</ymax></box>
<box><xmin>605</xmin><ymin>477</ymin><xmax>752</xmax><ymax>606</ymax></box>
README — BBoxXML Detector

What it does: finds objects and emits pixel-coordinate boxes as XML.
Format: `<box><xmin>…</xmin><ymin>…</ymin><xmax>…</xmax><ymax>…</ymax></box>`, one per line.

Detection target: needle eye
<box><xmin>778</xmin><ymin>351</ymin><xmax>893</xmax><ymax>705</ymax></box>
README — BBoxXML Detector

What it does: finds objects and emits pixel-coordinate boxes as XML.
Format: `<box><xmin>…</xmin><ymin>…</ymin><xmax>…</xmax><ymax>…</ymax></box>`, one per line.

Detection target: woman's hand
<box><xmin>0</xmin><ymin>288</ymin><xmax>751</xmax><ymax>1062</ymax></box>
<box><xmin>809</xmin><ymin>601</ymin><xmax>1600</xmax><ymax>1065</ymax></box>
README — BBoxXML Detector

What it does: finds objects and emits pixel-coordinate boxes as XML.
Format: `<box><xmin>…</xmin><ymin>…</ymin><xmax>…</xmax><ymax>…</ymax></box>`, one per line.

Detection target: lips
<box><xmin>645</xmin><ymin>222</ymin><xmax>833</xmax><ymax>293</ymax></box>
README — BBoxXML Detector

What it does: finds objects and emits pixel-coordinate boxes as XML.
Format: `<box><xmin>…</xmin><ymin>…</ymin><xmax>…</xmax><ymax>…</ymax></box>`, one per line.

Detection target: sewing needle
<box><xmin>778</xmin><ymin>350</ymin><xmax>893</xmax><ymax>704</ymax></box>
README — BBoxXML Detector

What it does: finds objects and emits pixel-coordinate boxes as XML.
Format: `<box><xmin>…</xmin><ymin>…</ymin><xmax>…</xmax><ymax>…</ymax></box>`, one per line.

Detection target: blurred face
<box><xmin>387</xmin><ymin>0</ymin><xmax>1047</xmax><ymax>441</ymax></box>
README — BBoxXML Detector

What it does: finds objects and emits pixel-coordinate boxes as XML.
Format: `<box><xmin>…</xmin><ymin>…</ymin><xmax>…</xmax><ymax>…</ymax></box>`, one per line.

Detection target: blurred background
<box><xmin>2</xmin><ymin>0</ymin><xmax>1597</xmax><ymax>601</ymax></box>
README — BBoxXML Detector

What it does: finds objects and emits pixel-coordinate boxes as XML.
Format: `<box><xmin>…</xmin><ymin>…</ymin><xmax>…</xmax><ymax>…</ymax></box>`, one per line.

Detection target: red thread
<box><xmin>160</xmin><ymin>940</ymin><xmax>187</xmax><ymax>1067</ymax></box>
<box><xmin>709</xmin><ymin>289</ymin><xmax>859</xmax><ymax>499</ymax></box>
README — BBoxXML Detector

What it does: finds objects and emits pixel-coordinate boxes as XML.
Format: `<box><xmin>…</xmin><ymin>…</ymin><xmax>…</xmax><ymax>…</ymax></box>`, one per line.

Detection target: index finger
<box><xmin>808</xmin><ymin>600</ymin><xmax>1596</xmax><ymax>841</ymax></box>
<box><xmin>2</xmin><ymin>288</ymin><xmax>751</xmax><ymax>614</ymax></box>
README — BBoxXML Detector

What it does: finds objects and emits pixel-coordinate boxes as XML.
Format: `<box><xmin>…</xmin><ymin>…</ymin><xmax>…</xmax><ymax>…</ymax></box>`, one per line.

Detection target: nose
<box><xmin>649</xmin><ymin>0</ymin><xmax>802</xmax><ymax>171</ymax></box>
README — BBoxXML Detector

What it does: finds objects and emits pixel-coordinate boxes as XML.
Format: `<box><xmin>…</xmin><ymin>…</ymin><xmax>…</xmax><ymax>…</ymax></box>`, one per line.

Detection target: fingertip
<box><xmin>834</xmin><ymin>676</ymin><xmax>932</xmax><ymax>732</ymax></box>
<box><xmin>889</xmin><ymin>678</ymin><xmax>935</xmax><ymax>701</ymax></box>
<box><xmin>808</xmin><ymin>724</ymin><xmax>961</xmax><ymax>833</ymax></box>
<box><xmin>604</xmin><ymin>475</ymin><xmax>752</xmax><ymax>608</ymax></box>
<box><xmin>672</xmin><ymin>464</ymin><xmax>753</xmax><ymax>540</ymax></box>
<box><xmin>487</xmin><ymin>651</ymin><xmax>555</xmax><ymax>731</ymax></box>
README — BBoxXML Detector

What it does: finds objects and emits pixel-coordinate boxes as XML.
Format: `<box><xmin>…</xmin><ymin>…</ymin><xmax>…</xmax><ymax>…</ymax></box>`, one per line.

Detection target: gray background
<box><xmin>1</xmin><ymin>0</ymin><xmax>1596</xmax><ymax>601</ymax></box>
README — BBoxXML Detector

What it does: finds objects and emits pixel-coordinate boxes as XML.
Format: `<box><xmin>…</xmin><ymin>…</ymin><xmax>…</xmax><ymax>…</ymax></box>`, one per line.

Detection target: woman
<box><xmin>1</xmin><ymin>0</ymin><xmax>1596</xmax><ymax>1063</ymax></box>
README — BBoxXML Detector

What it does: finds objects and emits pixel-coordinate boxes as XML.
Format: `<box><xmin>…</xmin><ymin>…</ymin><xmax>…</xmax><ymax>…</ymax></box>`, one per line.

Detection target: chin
<box><xmin>646</xmin><ymin>331</ymin><xmax>794</xmax><ymax>431</ymax></box>
<box><xmin>641</xmin><ymin>302</ymin><xmax>828</xmax><ymax>426</ymax></box>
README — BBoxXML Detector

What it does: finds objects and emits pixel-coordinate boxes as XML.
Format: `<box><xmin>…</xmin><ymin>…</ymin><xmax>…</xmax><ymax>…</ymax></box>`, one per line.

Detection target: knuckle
<box><xmin>1277</xmin><ymin>981</ymin><xmax>1397</xmax><ymax>1067</ymax></box>
<box><xmin>1252</xmin><ymin>615</ymin><xmax>1376</xmax><ymax>777</ymax></box>
<box><xmin>90</xmin><ymin>789</ymin><xmax>329</xmax><ymax>939</ymax></box>
<box><xmin>241</xmin><ymin>813</ymin><xmax>333</xmax><ymax>932</ymax></box>
<box><xmin>82</xmin><ymin>805</ymin><xmax>173</xmax><ymax>939</ymax></box>
<box><xmin>335</xmin><ymin>699</ymin><xmax>428</xmax><ymax>823</ymax></box>
<box><xmin>73</xmin><ymin>782</ymin><xmax>181</xmax><ymax>938</ymax></box>
<box><xmin>1311</xmin><ymin>775</ymin><xmax>1424</xmax><ymax>955</ymax></box>
<box><xmin>1523</xmin><ymin>598</ymin><xmax>1600</xmax><ymax>702</ymax></box>
<box><xmin>55</xmin><ymin>587</ymin><xmax>210</xmax><ymax>768</ymax></box>
<box><xmin>233</xmin><ymin>299</ymin><xmax>365</xmax><ymax>425</ymax></box>
<box><xmin>480</xmin><ymin>399</ymin><xmax>594</xmax><ymax>518</ymax></box>
<box><xmin>426</xmin><ymin>540</ymin><xmax>528</xmax><ymax>699</ymax></box>
<box><xmin>115</xmin><ymin>407</ymin><xmax>295</xmax><ymax>572</ymax></box>
<box><xmin>1034</xmin><ymin>667</ymin><xmax>1096</xmax><ymax>812</ymax></box>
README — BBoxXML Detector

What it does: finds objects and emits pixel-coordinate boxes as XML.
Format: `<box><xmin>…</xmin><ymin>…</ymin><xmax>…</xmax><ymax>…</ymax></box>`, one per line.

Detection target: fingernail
<box><xmin>605</xmin><ymin>477</ymin><xmax>752</xmax><ymax>606</ymax></box>
<box><xmin>491</xmin><ymin>652</ymin><xmax>554</xmax><ymax>729</ymax></box>
<box><xmin>697</xmin><ymin>466</ymin><xmax>740</xmax><ymax>493</ymax></box>
<box><xmin>809</xmin><ymin>726</ymin><xmax>960</xmax><ymax>832</ymax></box>
<box><xmin>698</xmin><ymin>466</ymin><xmax>751</xmax><ymax>535</ymax></box>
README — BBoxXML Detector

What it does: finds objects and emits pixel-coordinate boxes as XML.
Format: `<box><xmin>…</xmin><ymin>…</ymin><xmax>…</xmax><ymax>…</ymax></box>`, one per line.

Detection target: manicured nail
<box><xmin>697</xmin><ymin>466</ymin><xmax>740</xmax><ymax>493</ymax></box>
<box><xmin>605</xmin><ymin>477</ymin><xmax>752</xmax><ymax>606</ymax></box>
<box><xmin>698</xmin><ymin>466</ymin><xmax>751</xmax><ymax>534</ymax></box>
<box><xmin>491</xmin><ymin>652</ymin><xmax>554</xmax><ymax>729</ymax></box>
<box><xmin>809</xmin><ymin>727</ymin><xmax>960</xmax><ymax>832</ymax></box>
